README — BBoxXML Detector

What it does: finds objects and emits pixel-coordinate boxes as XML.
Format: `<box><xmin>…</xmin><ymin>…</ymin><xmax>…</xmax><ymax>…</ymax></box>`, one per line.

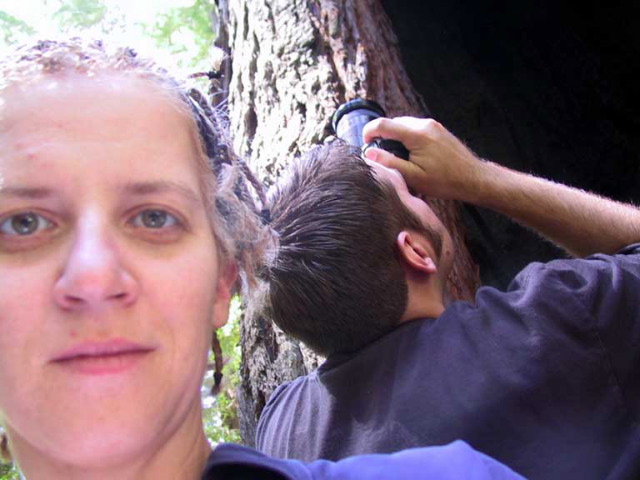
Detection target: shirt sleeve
<box><xmin>207</xmin><ymin>441</ymin><xmax>525</xmax><ymax>480</ymax></box>
<box><xmin>582</xmin><ymin>244</ymin><xmax>640</xmax><ymax>420</ymax></box>
<box><xmin>506</xmin><ymin>243</ymin><xmax>640</xmax><ymax>420</ymax></box>
<box><xmin>304</xmin><ymin>441</ymin><xmax>525</xmax><ymax>480</ymax></box>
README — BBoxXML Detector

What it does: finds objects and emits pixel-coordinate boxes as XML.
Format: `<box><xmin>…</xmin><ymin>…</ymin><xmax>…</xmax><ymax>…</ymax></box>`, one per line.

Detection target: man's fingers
<box><xmin>363</xmin><ymin>118</ymin><xmax>412</xmax><ymax>145</ymax></box>
<box><xmin>364</xmin><ymin>147</ymin><xmax>422</xmax><ymax>183</ymax></box>
<box><xmin>364</xmin><ymin>146</ymin><xmax>402</xmax><ymax>167</ymax></box>
<box><xmin>363</xmin><ymin>116</ymin><xmax>443</xmax><ymax>149</ymax></box>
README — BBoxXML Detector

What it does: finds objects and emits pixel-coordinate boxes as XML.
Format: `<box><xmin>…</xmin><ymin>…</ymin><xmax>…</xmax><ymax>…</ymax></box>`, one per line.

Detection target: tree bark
<box><xmin>216</xmin><ymin>0</ymin><xmax>480</xmax><ymax>446</ymax></box>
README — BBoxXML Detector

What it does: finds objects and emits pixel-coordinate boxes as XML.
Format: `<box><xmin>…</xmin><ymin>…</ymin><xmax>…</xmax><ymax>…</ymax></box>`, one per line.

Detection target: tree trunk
<box><xmin>216</xmin><ymin>0</ymin><xmax>480</xmax><ymax>446</ymax></box>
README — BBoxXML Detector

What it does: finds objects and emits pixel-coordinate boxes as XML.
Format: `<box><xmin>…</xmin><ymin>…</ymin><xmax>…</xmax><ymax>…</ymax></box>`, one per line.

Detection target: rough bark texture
<box><xmin>216</xmin><ymin>0</ymin><xmax>480</xmax><ymax>446</ymax></box>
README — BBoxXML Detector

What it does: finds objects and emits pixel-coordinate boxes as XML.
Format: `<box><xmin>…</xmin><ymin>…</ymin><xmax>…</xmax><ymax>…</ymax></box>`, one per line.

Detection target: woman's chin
<box><xmin>55</xmin><ymin>435</ymin><xmax>148</xmax><ymax>469</ymax></box>
<box><xmin>12</xmin><ymin>417</ymin><xmax>162</xmax><ymax>472</ymax></box>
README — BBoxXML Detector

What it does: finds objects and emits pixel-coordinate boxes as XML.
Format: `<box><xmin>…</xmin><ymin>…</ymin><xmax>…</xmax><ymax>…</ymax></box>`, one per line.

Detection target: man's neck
<box><xmin>401</xmin><ymin>275</ymin><xmax>446</xmax><ymax>323</ymax></box>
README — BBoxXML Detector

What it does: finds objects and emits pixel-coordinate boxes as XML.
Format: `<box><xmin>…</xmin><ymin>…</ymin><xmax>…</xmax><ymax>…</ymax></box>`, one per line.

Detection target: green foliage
<box><xmin>53</xmin><ymin>0</ymin><xmax>108</xmax><ymax>30</ymax></box>
<box><xmin>0</xmin><ymin>1</ymin><xmax>217</xmax><ymax>70</ymax></box>
<box><xmin>0</xmin><ymin>11</ymin><xmax>35</xmax><ymax>45</ymax></box>
<box><xmin>142</xmin><ymin>0</ymin><xmax>216</xmax><ymax>67</ymax></box>
<box><xmin>202</xmin><ymin>295</ymin><xmax>243</xmax><ymax>444</ymax></box>
<box><xmin>0</xmin><ymin>462</ymin><xmax>18</xmax><ymax>480</ymax></box>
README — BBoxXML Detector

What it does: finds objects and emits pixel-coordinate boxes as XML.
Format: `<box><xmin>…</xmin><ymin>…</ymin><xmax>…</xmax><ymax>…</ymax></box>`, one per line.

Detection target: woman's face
<box><xmin>0</xmin><ymin>75</ymin><xmax>234</xmax><ymax>466</ymax></box>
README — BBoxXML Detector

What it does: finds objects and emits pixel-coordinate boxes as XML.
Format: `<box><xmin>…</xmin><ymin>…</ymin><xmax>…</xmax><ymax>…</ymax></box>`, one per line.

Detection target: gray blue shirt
<box><xmin>257</xmin><ymin>245</ymin><xmax>640</xmax><ymax>479</ymax></box>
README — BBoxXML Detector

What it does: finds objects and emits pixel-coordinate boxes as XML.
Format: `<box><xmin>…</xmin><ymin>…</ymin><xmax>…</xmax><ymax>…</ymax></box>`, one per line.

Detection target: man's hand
<box><xmin>362</xmin><ymin>117</ymin><xmax>486</xmax><ymax>203</ymax></box>
<box><xmin>363</xmin><ymin>116</ymin><xmax>640</xmax><ymax>257</ymax></box>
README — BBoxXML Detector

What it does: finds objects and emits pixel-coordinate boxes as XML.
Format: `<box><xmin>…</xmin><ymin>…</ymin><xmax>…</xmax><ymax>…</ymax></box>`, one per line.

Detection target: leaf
<box><xmin>52</xmin><ymin>0</ymin><xmax>108</xmax><ymax>29</ymax></box>
<box><xmin>0</xmin><ymin>10</ymin><xmax>36</xmax><ymax>45</ymax></box>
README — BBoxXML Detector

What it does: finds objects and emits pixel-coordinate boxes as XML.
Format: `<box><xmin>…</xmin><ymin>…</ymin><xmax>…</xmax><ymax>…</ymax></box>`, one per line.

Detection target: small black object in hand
<box><xmin>331</xmin><ymin>99</ymin><xmax>410</xmax><ymax>160</ymax></box>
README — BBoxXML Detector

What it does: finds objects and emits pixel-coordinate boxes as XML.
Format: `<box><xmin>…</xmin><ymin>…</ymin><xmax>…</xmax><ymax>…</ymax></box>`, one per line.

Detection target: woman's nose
<box><xmin>53</xmin><ymin>219</ymin><xmax>139</xmax><ymax>312</ymax></box>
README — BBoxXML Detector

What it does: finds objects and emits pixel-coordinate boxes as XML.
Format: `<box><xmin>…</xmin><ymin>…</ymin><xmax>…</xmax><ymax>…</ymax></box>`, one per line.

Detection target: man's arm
<box><xmin>363</xmin><ymin>116</ymin><xmax>640</xmax><ymax>257</ymax></box>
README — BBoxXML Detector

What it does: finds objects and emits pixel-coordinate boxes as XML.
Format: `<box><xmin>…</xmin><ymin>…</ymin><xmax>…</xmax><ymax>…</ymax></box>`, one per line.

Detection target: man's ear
<box><xmin>211</xmin><ymin>261</ymin><xmax>239</xmax><ymax>329</ymax></box>
<box><xmin>396</xmin><ymin>231</ymin><xmax>438</xmax><ymax>275</ymax></box>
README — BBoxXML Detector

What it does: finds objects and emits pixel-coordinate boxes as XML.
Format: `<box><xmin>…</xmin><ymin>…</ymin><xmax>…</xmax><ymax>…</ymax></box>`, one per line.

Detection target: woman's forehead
<box><xmin>3</xmin><ymin>72</ymin><xmax>179</xmax><ymax>112</ymax></box>
<box><xmin>0</xmin><ymin>74</ymin><xmax>205</xmax><ymax>189</ymax></box>
<box><xmin>1</xmin><ymin>74</ymin><xmax>193</xmax><ymax>142</ymax></box>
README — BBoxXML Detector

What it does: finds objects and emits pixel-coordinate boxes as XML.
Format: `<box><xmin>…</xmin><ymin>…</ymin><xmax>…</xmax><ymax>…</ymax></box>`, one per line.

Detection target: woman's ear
<box><xmin>211</xmin><ymin>261</ymin><xmax>239</xmax><ymax>329</ymax></box>
<box><xmin>396</xmin><ymin>231</ymin><xmax>438</xmax><ymax>275</ymax></box>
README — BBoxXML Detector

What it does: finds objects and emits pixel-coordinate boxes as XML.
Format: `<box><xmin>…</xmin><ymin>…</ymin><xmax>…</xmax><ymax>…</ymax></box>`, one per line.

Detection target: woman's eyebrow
<box><xmin>0</xmin><ymin>186</ymin><xmax>53</xmax><ymax>199</ymax></box>
<box><xmin>0</xmin><ymin>183</ymin><xmax>202</xmax><ymax>204</ymax></box>
<box><xmin>121</xmin><ymin>181</ymin><xmax>201</xmax><ymax>205</ymax></box>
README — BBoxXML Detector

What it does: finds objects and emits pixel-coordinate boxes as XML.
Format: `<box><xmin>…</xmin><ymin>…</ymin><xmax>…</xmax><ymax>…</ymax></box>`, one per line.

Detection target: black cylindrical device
<box><xmin>331</xmin><ymin>98</ymin><xmax>410</xmax><ymax>160</ymax></box>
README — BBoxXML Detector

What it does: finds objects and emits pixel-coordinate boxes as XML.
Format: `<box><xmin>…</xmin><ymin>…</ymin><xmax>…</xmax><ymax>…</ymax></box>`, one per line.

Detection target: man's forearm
<box><xmin>467</xmin><ymin>161</ymin><xmax>640</xmax><ymax>257</ymax></box>
<box><xmin>362</xmin><ymin>117</ymin><xmax>640</xmax><ymax>257</ymax></box>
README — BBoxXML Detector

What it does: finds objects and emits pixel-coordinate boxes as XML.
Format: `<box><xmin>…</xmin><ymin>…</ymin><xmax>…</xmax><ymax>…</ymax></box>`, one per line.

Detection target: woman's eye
<box><xmin>0</xmin><ymin>212</ymin><xmax>53</xmax><ymax>236</ymax></box>
<box><xmin>131</xmin><ymin>209</ymin><xmax>180</xmax><ymax>229</ymax></box>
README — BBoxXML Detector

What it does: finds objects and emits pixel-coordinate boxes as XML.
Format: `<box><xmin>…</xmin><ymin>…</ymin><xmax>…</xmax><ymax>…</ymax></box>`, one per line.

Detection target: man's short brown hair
<box><xmin>256</xmin><ymin>141</ymin><xmax>442</xmax><ymax>356</ymax></box>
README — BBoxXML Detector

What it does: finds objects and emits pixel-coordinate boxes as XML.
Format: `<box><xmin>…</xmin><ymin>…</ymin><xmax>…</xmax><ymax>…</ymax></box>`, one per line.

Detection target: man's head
<box><xmin>257</xmin><ymin>141</ymin><xmax>452</xmax><ymax>357</ymax></box>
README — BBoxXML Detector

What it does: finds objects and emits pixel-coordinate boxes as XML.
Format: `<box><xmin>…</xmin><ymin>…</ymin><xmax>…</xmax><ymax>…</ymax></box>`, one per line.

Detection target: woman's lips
<box><xmin>51</xmin><ymin>340</ymin><xmax>155</xmax><ymax>375</ymax></box>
